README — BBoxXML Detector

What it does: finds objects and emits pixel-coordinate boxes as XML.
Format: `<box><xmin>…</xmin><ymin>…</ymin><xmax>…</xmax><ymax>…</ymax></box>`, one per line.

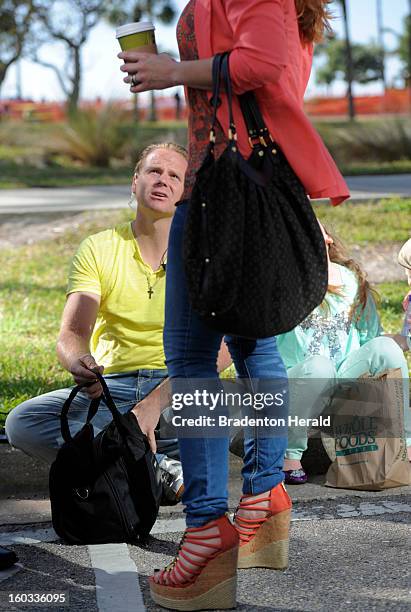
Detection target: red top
<box><xmin>180</xmin><ymin>0</ymin><xmax>350</xmax><ymax>206</ymax></box>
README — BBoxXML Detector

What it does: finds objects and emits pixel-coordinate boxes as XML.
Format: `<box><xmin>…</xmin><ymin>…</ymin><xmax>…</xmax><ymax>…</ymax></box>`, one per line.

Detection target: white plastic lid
<box><xmin>116</xmin><ymin>22</ymin><xmax>155</xmax><ymax>39</ymax></box>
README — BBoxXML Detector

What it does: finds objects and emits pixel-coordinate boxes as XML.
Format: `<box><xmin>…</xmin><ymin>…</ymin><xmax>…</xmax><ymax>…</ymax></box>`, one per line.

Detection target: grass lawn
<box><xmin>0</xmin><ymin>203</ymin><xmax>410</xmax><ymax>428</ymax></box>
<box><xmin>314</xmin><ymin>198</ymin><xmax>411</xmax><ymax>244</ymax></box>
<box><xmin>2</xmin><ymin>161</ymin><xmax>411</xmax><ymax>189</ymax></box>
<box><xmin>340</xmin><ymin>160</ymin><xmax>411</xmax><ymax>176</ymax></box>
<box><xmin>0</xmin><ymin>161</ymin><xmax>132</xmax><ymax>189</ymax></box>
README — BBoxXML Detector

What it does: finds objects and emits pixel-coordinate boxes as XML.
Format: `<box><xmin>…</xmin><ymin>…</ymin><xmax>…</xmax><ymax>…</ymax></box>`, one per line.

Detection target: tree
<box><xmin>339</xmin><ymin>0</ymin><xmax>355</xmax><ymax>120</ymax></box>
<box><xmin>0</xmin><ymin>0</ymin><xmax>39</xmax><ymax>95</ymax></box>
<box><xmin>316</xmin><ymin>38</ymin><xmax>384</xmax><ymax>88</ymax></box>
<box><xmin>105</xmin><ymin>0</ymin><xmax>177</xmax><ymax>121</ymax></box>
<box><xmin>397</xmin><ymin>11</ymin><xmax>411</xmax><ymax>110</ymax></box>
<box><xmin>376</xmin><ymin>0</ymin><xmax>386</xmax><ymax>91</ymax></box>
<box><xmin>32</xmin><ymin>0</ymin><xmax>107</xmax><ymax>115</ymax></box>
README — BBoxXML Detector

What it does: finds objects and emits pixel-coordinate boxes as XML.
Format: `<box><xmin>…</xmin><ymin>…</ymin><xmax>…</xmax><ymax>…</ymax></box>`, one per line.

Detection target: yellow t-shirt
<box><xmin>66</xmin><ymin>222</ymin><xmax>167</xmax><ymax>374</ymax></box>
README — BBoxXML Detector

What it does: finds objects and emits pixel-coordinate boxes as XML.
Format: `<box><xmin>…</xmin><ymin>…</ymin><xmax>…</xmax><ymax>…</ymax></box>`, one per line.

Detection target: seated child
<box><xmin>277</xmin><ymin>224</ymin><xmax>411</xmax><ymax>484</ymax></box>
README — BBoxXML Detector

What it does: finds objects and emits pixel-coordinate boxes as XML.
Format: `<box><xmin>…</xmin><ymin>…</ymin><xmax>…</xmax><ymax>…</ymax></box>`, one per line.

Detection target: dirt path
<box><xmin>0</xmin><ymin>211</ymin><xmax>406</xmax><ymax>284</ymax></box>
<box><xmin>0</xmin><ymin>210</ymin><xmax>123</xmax><ymax>249</ymax></box>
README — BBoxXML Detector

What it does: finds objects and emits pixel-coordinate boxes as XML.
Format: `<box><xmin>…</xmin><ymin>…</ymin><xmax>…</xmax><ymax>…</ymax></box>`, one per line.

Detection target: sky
<box><xmin>2</xmin><ymin>0</ymin><xmax>410</xmax><ymax>102</ymax></box>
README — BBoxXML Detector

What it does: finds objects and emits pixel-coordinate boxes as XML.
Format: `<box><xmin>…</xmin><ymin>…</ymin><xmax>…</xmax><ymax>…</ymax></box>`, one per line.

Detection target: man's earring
<box><xmin>128</xmin><ymin>192</ymin><xmax>136</xmax><ymax>210</ymax></box>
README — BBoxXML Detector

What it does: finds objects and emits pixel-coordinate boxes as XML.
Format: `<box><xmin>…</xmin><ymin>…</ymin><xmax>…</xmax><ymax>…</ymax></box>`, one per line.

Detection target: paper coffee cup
<box><xmin>116</xmin><ymin>22</ymin><xmax>157</xmax><ymax>53</ymax></box>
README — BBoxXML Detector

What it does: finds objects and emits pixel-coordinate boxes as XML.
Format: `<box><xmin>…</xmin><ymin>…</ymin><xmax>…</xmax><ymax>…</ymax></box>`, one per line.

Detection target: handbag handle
<box><xmin>209</xmin><ymin>53</ymin><xmax>227</xmax><ymax>145</ymax></box>
<box><xmin>220</xmin><ymin>53</ymin><xmax>236</xmax><ymax>141</ymax></box>
<box><xmin>60</xmin><ymin>370</ymin><xmax>122</xmax><ymax>443</ymax></box>
<box><xmin>218</xmin><ymin>53</ymin><xmax>275</xmax><ymax>150</ymax></box>
<box><xmin>239</xmin><ymin>92</ymin><xmax>274</xmax><ymax>149</ymax></box>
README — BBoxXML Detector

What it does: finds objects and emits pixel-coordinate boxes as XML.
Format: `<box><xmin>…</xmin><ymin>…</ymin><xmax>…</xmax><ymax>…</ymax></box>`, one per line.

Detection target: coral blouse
<box><xmin>180</xmin><ymin>0</ymin><xmax>349</xmax><ymax>206</ymax></box>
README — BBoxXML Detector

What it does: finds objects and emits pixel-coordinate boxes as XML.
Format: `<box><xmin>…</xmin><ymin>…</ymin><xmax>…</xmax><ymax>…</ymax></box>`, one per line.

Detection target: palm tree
<box><xmin>339</xmin><ymin>0</ymin><xmax>356</xmax><ymax>120</ymax></box>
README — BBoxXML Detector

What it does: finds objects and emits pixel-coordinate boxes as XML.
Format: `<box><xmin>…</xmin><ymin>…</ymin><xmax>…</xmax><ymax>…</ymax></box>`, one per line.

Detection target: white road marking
<box><xmin>88</xmin><ymin>543</ymin><xmax>145</xmax><ymax>612</ymax></box>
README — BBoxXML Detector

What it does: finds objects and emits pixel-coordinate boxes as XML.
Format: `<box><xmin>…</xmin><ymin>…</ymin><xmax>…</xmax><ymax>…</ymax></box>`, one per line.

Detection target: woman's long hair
<box><xmin>322</xmin><ymin>224</ymin><xmax>379</xmax><ymax>324</ymax></box>
<box><xmin>295</xmin><ymin>0</ymin><xmax>333</xmax><ymax>43</ymax></box>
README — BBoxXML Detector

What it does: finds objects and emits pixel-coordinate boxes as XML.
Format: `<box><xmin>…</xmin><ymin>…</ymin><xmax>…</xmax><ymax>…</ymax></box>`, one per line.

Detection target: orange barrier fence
<box><xmin>1</xmin><ymin>89</ymin><xmax>410</xmax><ymax>122</ymax></box>
<box><xmin>304</xmin><ymin>88</ymin><xmax>411</xmax><ymax>117</ymax></box>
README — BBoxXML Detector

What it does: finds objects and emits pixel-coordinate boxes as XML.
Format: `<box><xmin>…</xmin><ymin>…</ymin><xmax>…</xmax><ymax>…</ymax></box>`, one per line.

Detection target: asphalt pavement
<box><xmin>0</xmin><ymin>175</ymin><xmax>411</xmax><ymax>214</ymax></box>
<box><xmin>1</xmin><ymin>495</ymin><xmax>410</xmax><ymax>611</ymax></box>
<box><xmin>1</xmin><ymin>446</ymin><xmax>411</xmax><ymax>612</ymax></box>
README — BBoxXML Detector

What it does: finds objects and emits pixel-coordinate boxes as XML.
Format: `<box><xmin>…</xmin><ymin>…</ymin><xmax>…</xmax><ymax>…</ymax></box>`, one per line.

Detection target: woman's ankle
<box><xmin>283</xmin><ymin>458</ymin><xmax>302</xmax><ymax>471</ymax></box>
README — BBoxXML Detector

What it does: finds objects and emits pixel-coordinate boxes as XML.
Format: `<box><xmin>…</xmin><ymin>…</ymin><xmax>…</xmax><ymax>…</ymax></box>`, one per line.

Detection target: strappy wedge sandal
<box><xmin>234</xmin><ymin>482</ymin><xmax>292</xmax><ymax>570</ymax></box>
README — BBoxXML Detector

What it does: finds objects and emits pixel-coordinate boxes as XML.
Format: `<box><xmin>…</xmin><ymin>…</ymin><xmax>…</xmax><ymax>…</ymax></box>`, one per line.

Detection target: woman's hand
<box><xmin>131</xmin><ymin>396</ymin><xmax>162</xmax><ymax>453</ymax></box>
<box><xmin>118</xmin><ymin>51</ymin><xmax>179</xmax><ymax>93</ymax></box>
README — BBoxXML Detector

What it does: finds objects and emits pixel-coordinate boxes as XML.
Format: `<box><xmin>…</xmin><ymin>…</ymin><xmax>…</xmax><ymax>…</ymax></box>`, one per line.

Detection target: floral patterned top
<box><xmin>177</xmin><ymin>0</ymin><xmax>226</xmax><ymax>199</ymax></box>
<box><xmin>276</xmin><ymin>265</ymin><xmax>383</xmax><ymax>370</ymax></box>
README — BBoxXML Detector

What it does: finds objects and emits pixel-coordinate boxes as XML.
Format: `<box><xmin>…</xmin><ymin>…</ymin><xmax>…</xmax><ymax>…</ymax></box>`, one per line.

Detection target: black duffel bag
<box><xmin>49</xmin><ymin>371</ymin><xmax>162</xmax><ymax>545</ymax></box>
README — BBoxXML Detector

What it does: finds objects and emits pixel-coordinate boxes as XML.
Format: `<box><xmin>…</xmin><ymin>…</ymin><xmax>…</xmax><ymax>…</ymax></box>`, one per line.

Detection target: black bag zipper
<box><xmin>98</xmin><ymin>434</ymin><xmax>135</xmax><ymax>542</ymax></box>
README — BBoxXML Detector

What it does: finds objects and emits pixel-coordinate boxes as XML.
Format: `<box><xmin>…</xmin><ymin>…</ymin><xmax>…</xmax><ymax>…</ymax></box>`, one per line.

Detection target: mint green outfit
<box><xmin>277</xmin><ymin>265</ymin><xmax>411</xmax><ymax>459</ymax></box>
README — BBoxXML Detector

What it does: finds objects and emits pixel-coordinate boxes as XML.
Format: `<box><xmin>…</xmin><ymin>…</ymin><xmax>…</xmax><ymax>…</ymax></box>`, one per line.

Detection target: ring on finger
<box><xmin>131</xmin><ymin>74</ymin><xmax>140</xmax><ymax>87</ymax></box>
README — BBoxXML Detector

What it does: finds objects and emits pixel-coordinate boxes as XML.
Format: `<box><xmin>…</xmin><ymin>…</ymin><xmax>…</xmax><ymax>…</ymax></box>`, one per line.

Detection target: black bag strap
<box><xmin>209</xmin><ymin>53</ymin><xmax>226</xmax><ymax>144</ymax></box>
<box><xmin>208</xmin><ymin>53</ymin><xmax>238</xmax><ymax>146</ymax></box>
<box><xmin>219</xmin><ymin>53</ymin><xmax>275</xmax><ymax>150</ymax></box>
<box><xmin>60</xmin><ymin>386</ymin><xmax>100</xmax><ymax>443</ymax></box>
<box><xmin>60</xmin><ymin>371</ymin><xmax>122</xmax><ymax>444</ymax></box>
<box><xmin>220</xmin><ymin>53</ymin><xmax>236</xmax><ymax>141</ymax></box>
<box><xmin>239</xmin><ymin>92</ymin><xmax>270</xmax><ymax>143</ymax></box>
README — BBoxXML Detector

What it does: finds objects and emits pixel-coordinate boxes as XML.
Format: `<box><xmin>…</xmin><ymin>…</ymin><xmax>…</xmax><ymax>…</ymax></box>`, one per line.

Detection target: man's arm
<box><xmin>57</xmin><ymin>291</ymin><xmax>103</xmax><ymax>398</ymax></box>
<box><xmin>132</xmin><ymin>340</ymin><xmax>233</xmax><ymax>452</ymax></box>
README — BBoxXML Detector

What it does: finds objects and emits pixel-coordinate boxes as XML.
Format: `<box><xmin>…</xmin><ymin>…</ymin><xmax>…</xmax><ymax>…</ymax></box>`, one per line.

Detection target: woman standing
<box><xmin>119</xmin><ymin>1</ymin><xmax>349</xmax><ymax>609</ymax></box>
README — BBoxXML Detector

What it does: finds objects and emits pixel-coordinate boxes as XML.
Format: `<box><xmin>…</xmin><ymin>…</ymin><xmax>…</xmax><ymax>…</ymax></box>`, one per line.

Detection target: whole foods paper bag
<box><xmin>324</xmin><ymin>368</ymin><xmax>411</xmax><ymax>491</ymax></box>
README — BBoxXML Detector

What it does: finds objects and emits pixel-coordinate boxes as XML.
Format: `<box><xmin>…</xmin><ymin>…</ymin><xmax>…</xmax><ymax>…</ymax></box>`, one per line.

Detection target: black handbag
<box><xmin>49</xmin><ymin>371</ymin><xmax>162</xmax><ymax>545</ymax></box>
<box><xmin>183</xmin><ymin>53</ymin><xmax>328</xmax><ymax>339</ymax></box>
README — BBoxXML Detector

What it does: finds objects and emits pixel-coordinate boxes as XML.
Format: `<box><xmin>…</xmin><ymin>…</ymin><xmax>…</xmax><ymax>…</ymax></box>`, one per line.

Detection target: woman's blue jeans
<box><xmin>164</xmin><ymin>202</ymin><xmax>288</xmax><ymax>527</ymax></box>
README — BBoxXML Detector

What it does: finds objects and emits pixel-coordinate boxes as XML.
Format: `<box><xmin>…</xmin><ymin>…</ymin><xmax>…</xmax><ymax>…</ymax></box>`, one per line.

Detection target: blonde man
<box><xmin>6</xmin><ymin>143</ymin><xmax>188</xmax><ymax>503</ymax></box>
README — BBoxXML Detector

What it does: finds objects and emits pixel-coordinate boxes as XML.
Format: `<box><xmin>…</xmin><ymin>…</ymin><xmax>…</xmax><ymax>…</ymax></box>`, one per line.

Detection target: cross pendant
<box><xmin>147</xmin><ymin>287</ymin><xmax>154</xmax><ymax>299</ymax></box>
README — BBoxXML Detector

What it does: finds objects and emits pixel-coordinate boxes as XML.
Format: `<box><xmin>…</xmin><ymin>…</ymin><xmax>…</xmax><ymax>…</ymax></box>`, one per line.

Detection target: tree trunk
<box><xmin>376</xmin><ymin>0</ymin><xmax>386</xmax><ymax>91</ymax></box>
<box><xmin>149</xmin><ymin>89</ymin><xmax>157</xmax><ymax>122</ymax></box>
<box><xmin>341</xmin><ymin>0</ymin><xmax>356</xmax><ymax>120</ymax></box>
<box><xmin>68</xmin><ymin>47</ymin><xmax>81</xmax><ymax>116</ymax></box>
<box><xmin>145</xmin><ymin>0</ymin><xmax>157</xmax><ymax>122</ymax></box>
<box><xmin>133</xmin><ymin>93</ymin><xmax>139</xmax><ymax>123</ymax></box>
<box><xmin>0</xmin><ymin>57</ymin><xmax>18</xmax><ymax>99</ymax></box>
<box><xmin>0</xmin><ymin>68</ymin><xmax>7</xmax><ymax>97</ymax></box>
<box><xmin>408</xmin><ymin>0</ymin><xmax>411</xmax><ymax>113</ymax></box>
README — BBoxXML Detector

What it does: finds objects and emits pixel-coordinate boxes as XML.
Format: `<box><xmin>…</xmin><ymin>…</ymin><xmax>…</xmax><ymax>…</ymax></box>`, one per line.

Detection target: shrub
<box><xmin>317</xmin><ymin>119</ymin><xmax>411</xmax><ymax>165</ymax></box>
<box><xmin>124</xmin><ymin>124</ymin><xmax>188</xmax><ymax>165</ymax></box>
<box><xmin>58</xmin><ymin>105</ymin><xmax>133</xmax><ymax>167</ymax></box>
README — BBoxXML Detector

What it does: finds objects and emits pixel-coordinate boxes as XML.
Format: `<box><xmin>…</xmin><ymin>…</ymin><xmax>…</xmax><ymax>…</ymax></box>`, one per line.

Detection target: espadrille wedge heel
<box><xmin>235</xmin><ymin>482</ymin><xmax>292</xmax><ymax>570</ymax></box>
<box><xmin>150</xmin><ymin>514</ymin><xmax>239</xmax><ymax>611</ymax></box>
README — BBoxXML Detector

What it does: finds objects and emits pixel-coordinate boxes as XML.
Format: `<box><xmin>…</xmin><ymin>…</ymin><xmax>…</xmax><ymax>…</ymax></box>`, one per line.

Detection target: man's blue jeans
<box><xmin>5</xmin><ymin>369</ymin><xmax>179</xmax><ymax>464</ymax></box>
<box><xmin>164</xmin><ymin>202</ymin><xmax>288</xmax><ymax>527</ymax></box>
